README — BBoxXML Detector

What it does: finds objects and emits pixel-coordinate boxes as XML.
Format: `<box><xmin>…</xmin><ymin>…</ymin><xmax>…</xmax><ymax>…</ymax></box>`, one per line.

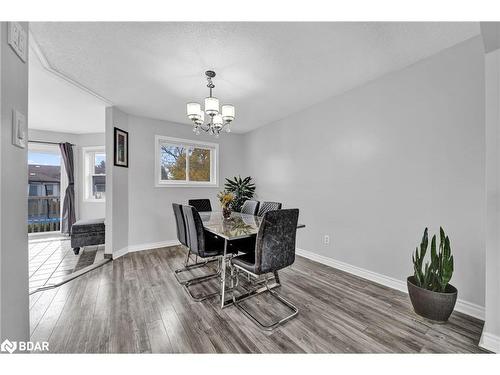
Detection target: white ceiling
<box><xmin>28</xmin><ymin>45</ymin><xmax>106</xmax><ymax>134</ymax></box>
<box><xmin>29</xmin><ymin>22</ymin><xmax>480</xmax><ymax>134</ymax></box>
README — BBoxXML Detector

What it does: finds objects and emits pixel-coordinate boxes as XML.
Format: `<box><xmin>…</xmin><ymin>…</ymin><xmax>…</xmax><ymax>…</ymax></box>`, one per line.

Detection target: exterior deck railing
<box><xmin>28</xmin><ymin>196</ymin><xmax>61</xmax><ymax>233</ymax></box>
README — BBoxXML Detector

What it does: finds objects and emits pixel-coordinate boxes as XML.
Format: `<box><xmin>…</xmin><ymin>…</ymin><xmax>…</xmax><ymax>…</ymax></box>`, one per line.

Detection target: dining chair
<box><xmin>172</xmin><ymin>203</ymin><xmax>218</xmax><ymax>285</ymax></box>
<box><xmin>230</xmin><ymin>208</ymin><xmax>299</xmax><ymax>330</ymax></box>
<box><xmin>188</xmin><ymin>199</ymin><xmax>212</xmax><ymax>212</ymax></box>
<box><xmin>182</xmin><ymin>204</ymin><xmax>225</xmax><ymax>301</ymax></box>
<box><xmin>240</xmin><ymin>200</ymin><xmax>260</xmax><ymax>216</ymax></box>
<box><xmin>257</xmin><ymin>201</ymin><xmax>282</xmax><ymax>217</ymax></box>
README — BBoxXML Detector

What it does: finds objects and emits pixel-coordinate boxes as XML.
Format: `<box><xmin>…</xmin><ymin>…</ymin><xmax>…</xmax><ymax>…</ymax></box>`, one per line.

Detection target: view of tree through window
<box><xmin>160</xmin><ymin>145</ymin><xmax>186</xmax><ymax>180</ymax></box>
<box><xmin>158</xmin><ymin>140</ymin><xmax>215</xmax><ymax>184</ymax></box>
<box><xmin>189</xmin><ymin>148</ymin><xmax>211</xmax><ymax>182</ymax></box>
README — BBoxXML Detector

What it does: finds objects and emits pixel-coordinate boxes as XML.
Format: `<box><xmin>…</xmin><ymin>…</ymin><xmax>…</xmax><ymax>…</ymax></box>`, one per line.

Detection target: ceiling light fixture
<box><xmin>186</xmin><ymin>70</ymin><xmax>235</xmax><ymax>137</ymax></box>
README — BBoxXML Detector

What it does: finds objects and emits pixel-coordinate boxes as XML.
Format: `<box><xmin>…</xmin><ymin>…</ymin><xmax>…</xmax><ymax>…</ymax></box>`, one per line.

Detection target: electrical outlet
<box><xmin>323</xmin><ymin>235</ymin><xmax>330</xmax><ymax>245</ymax></box>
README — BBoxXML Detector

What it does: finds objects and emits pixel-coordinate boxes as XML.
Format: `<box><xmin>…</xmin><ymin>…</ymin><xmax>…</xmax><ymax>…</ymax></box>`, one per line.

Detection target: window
<box><xmin>45</xmin><ymin>184</ymin><xmax>54</xmax><ymax>196</ymax></box>
<box><xmin>83</xmin><ymin>147</ymin><xmax>106</xmax><ymax>200</ymax></box>
<box><xmin>155</xmin><ymin>136</ymin><xmax>218</xmax><ymax>187</ymax></box>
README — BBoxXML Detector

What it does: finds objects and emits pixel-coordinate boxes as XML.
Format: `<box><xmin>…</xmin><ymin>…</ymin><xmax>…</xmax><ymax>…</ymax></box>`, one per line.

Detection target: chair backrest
<box><xmin>240</xmin><ymin>200</ymin><xmax>260</xmax><ymax>216</ymax></box>
<box><xmin>188</xmin><ymin>199</ymin><xmax>212</xmax><ymax>212</ymax></box>
<box><xmin>182</xmin><ymin>205</ymin><xmax>208</xmax><ymax>257</ymax></box>
<box><xmin>257</xmin><ymin>201</ymin><xmax>282</xmax><ymax>217</ymax></box>
<box><xmin>172</xmin><ymin>203</ymin><xmax>188</xmax><ymax>247</ymax></box>
<box><xmin>254</xmin><ymin>209</ymin><xmax>299</xmax><ymax>274</ymax></box>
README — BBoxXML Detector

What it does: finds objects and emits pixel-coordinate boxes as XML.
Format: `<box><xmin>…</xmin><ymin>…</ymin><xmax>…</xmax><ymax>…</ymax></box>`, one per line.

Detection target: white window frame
<box><xmin>155</xmin><ymin>135</ymin><xmax>219</xmax><ymax>187</ymax></box>
<box><xmin>83</xmin><ymin>146</ymin><xmax>106</xmax><ymax>202</ymax></box>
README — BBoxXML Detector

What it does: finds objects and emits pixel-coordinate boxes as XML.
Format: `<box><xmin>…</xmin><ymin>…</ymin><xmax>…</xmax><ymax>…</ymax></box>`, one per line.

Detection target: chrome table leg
<box><xmin>220</xmin><ymin>239</ymin><xmax>228</xmax><ymax>308</ymax></box>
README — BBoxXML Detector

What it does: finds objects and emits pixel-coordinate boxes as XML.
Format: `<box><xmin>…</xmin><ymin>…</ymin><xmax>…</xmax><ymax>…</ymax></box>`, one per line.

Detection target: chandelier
<box><xmin>186</xmin><ymin>70</ymin><xmax>235</xmax><ymax>137</ymax></box>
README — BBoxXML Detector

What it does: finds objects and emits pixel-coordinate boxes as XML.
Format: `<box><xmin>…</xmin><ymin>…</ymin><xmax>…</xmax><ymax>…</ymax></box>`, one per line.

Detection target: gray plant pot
<box><xmin>407</xmin><ymin>276</ymin><xmax>457</xmax><ymax>322</ymax></box>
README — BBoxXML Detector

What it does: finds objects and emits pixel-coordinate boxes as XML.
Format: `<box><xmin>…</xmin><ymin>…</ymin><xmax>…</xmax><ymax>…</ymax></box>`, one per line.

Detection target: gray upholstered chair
<box><xmin>182</xmin><ymin>204</ymin><xmax>225</xmax><ymax>301</ymax></box>
<box><xmin>172</xmin><ymin>203</ymin><xmax>218</xmax><ymax>284</ymax></box>
<box><xmin>188</xmin><ymin>199</ymin><xmax>212</xmax><ymax>212</ymax></box>
<box><xmin>173</xmin><ymin>203</ymin><xmax>188</xmax><ymax>248</ymax></box>
<box><xmin>257</xmin><ymin>201</ymin><xmax>282</xmax><ymax>217</ymax></box>
<box><xmin>240</xmin><ymin>200</ymin><xmax>260</xmax><ymax>216</ymax></box>
<box><xmin>230</xmin><ymin>208</ymin><xmax>299</xmax><ymax>330</ymax></box>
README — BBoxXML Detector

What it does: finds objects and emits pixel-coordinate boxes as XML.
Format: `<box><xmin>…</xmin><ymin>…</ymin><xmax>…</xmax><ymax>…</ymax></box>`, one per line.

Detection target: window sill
<box><xmin>83</xmin><ymin>198</ymin><xmax>106</xmax><ymax>203</ymax></box>
<box><xmin>155</xmin><ymin>182</ymin><xmax>219</xmax><ymax>188</ymax></box>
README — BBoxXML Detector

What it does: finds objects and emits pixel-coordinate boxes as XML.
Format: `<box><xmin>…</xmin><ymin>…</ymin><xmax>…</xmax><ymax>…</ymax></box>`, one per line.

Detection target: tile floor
<box><xmin>29</xmin><ymin>234</ymin><xmax>103</xmax><ymax>293</ymax></box>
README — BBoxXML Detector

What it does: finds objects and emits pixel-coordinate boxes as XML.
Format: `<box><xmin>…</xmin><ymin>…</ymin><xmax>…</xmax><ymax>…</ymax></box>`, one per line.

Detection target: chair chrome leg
<box><xmin>184</xmin><ymin>257</ymin><xmax>224</xmax><ymax>302</ymax></box>
<box><xmin>174</xmin><ymin>249</ymin><xmax>219</xmax><ymax>285</ymax></box>
<box><xmin>184</xmin><ymin>249</ymin><xmax>191</xmax><ymax>267</ymax></box>
<box><xmin>231</xmin><ymin>270</ymin><xmax>298</xmax><ymax>331</ymax></box>
<box><xmin>273</xmin><ymin>271</ymin><xmax>280</xmax><ymax>284</ymax></box>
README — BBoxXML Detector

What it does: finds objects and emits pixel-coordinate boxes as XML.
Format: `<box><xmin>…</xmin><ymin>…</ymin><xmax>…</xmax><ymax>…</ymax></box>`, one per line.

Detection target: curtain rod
<box><xmin>28</xmin><ymin>140</ymin><xmax>76</xmax><ymax>146</ymax></box>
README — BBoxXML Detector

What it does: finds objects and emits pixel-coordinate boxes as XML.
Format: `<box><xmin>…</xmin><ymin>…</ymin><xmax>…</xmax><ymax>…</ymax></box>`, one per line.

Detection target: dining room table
<box><xmin>199</xmin><ymin>210</ymin><xmax>305</xmax><ymax>308</ymax></box>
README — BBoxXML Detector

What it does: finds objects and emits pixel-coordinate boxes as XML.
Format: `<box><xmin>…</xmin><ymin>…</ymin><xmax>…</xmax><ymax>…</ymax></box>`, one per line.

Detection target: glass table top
<box><xmin>199</xmin><ymin>211</ymin><xmax>305</xmax><ymax>240</ymax></box>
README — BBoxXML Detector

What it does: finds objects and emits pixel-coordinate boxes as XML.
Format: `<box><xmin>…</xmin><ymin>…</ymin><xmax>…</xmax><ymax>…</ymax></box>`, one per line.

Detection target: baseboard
<box><xmin>455</xmin><ymin>299</ymin><xmax>485</xmax><ymax>321</ymax></box>
<box><xmin>112</xmin><ymin>240</ymin><xmax>180</xmax><ymax>259</ymax></box>
<box><xmin>113</xmin><ymin>246</ymin><xmax>129</xmax><ymax>259</ymax></box>
<box><xmin>479</xmin><ymin>331</ymin><xmax>500</xmax><ymax>353</ymax></box>
<box><xmin>127</xmin><ymin>240</ymin><xmax>180</xmax><ymax>253</ymax></box>
<box><xmin>295</xmin><ymin>248</ymin><xmax>485</xmax><ymax>321</ymax></box>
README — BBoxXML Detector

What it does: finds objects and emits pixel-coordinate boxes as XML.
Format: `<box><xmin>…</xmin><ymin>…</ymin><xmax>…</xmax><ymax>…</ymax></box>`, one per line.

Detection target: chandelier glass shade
<box><xmin>186</xmin><ymin>71</ymin><xmax>235</xmax><ymax>137</ymax></box>
<box><xmin>204</xmin><ymin>97</ymin><xmax>220</xmax><ymax>116</ymax></box>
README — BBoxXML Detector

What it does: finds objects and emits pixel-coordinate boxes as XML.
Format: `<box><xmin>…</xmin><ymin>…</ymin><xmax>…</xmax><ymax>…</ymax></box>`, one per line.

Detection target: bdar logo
<box><xmin>1</xmin><ymin>339</ymin><xmax>17</xmax><ymax>354</ymax></box>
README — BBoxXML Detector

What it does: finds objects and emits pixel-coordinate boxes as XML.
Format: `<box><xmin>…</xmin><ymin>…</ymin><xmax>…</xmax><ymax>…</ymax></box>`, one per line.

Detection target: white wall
<box><xmin>126</xmin><ymin>114</ymin><xmax>245</xmax><ymax>248</ymax></box>
<box><xmin>244</xmin><ymin>37</ymin><xmax>486</xmax><ymax>308</ymax></box>
<box><xmin>28</xmin><ymin>129</ymin><xmax>106</xmax><ymax>221</ymax></box>
<box><xmin>0</xmin><ymin>22</ymin><xmax>29</xmax><ymax>342</ymax></box>
<box><xmin>105</xmin><ymin>107</ymin><xmax>129</xmax><ymax>256</ymax></box>
<box><xmin>481</xmin><ymin>47</ymin><xmax>500</xmax><ymax>352</ymax></box>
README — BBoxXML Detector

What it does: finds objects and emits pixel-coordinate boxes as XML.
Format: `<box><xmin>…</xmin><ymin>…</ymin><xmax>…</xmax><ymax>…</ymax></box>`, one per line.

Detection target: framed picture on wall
<box><xmin>114</xmin><ymin>127</ymin><xmax>129</xmax><ymax>168</ymax></box>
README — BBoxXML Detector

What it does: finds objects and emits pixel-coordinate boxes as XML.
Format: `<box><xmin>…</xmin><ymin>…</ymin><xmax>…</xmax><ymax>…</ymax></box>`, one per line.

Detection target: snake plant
<box><xmin>412</xmin><ymin>227</ymin><xmax>454</xmax><ymax>292</ymax></box>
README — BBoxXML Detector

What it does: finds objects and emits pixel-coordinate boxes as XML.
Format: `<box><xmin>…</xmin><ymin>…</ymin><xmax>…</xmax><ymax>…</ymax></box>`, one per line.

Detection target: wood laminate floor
<box><xmin>29</xmin><ymin>245</ymin><xmax>488</xmax><ymax>353</ymax></box>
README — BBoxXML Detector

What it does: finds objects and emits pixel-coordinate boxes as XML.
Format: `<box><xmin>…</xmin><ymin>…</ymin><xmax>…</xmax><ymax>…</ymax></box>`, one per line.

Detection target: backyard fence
<box><xmin>28</xmin><ymin>196</ymin><xmax>61</xmax><ymax>233</ymax></box>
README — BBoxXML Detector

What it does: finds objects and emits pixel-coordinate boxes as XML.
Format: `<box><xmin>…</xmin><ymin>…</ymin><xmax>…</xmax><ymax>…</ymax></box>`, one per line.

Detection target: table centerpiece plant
<box><xmin>218</xmin><ymin>191</ymin><xmax>235</xmax><ymax>219</ymax></box>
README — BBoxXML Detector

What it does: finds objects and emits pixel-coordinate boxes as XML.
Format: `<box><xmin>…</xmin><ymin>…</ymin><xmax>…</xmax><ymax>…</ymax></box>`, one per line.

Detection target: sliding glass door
<box><xmin>27</xmin><ymin>143</ymin><xmax>62</xmax><ymax>233</ymax></box>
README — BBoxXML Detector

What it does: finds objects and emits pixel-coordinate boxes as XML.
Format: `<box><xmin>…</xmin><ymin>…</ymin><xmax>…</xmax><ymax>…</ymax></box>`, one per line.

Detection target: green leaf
<box><xmin>223</xmin><ymin>175</ymin><xmax>256</xmax><ymax>211</ymax></box>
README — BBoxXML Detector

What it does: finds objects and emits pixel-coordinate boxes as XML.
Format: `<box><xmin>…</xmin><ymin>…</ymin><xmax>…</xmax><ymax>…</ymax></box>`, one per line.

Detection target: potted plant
<box><xmin>217</xmin><ymin>191</ymin><xmax>235</xmax><ymax>219</ymax></box>
<box><xmin>407</xmin><ymin>227</ymin><xmax>457</xmax><ymax>322</ymax></box>
<box><xmin>224</xmin><ymin>176</ymin><xmax>256</xmax><ymax>212</ymax></box>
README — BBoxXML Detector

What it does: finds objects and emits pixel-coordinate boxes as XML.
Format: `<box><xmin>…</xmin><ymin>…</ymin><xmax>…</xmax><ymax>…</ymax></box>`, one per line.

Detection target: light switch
<box><xmin>12</xmin><ymin>109</ymin><xmax>27</xmax><ymax>149</ymax></box>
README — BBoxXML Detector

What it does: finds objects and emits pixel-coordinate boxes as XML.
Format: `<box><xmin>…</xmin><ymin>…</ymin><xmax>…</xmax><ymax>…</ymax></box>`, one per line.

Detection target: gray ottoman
<box><xmin>71</xmin><ymin>218</ymin><xmax>105</xmax><ymax>255</ymax></box>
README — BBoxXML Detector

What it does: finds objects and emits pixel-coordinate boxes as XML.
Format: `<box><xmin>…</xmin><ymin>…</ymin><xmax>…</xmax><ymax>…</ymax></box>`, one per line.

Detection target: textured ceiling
<box><xmin>30</xmin><ymin>22</ymin><xmax>480</xmax><ymax>133</ymax></box>
<box><xmin>29</xmin><ymin>47</ymin><xmax>106</xmax><ymax>134</ymax></box>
